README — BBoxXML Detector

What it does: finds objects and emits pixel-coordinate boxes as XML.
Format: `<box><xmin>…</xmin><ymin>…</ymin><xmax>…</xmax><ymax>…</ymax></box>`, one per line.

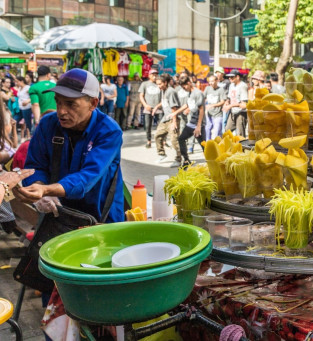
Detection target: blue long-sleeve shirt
<box><xmin>23</xmin><ymin>108</ymin><xmax>124</xmax><ymax>223</ymax></box>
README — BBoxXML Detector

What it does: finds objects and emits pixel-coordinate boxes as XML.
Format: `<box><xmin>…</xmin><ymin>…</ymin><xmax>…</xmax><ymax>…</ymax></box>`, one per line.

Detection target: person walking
<box><xmin>115</xmin><ymin>76</ymin><xmax>129</xmax><ymax>131</ymax></box>
<box><xmin>203</xmin><ymin>75</ymin><xmax>226</xmax><ymax>140</ymax></box>
<box><xmin>139</xmin><ymin>69</ymin><xmax>162</xmax><ymax>148</ymax></box>
<box><xmin>215</xmin><ymin>67</ymin><xmax>230</xmax><ymax>133</ymax></box>
<box><xmin>127</xmin><ymin>72</ymin><xmax>142</xmax><ymax>129</ymax></box>
<box><xmin>16</xmin><ymin>76</ymin><xmax>32</xmax><ymax>138</ymax></box>
<box><xmin>170</xmin><ymin>76</ymin><xmax>206</xmax><ymax>167</ymax></box>
<box><xmin>224</xmin><ymin>69</ymin><xmax>248</xmax><ymax>137</ymax></box>
<box><xmin>153</xmin><ymin>73</ymin><xmax>182</xmax><ymax>168</ymax></box>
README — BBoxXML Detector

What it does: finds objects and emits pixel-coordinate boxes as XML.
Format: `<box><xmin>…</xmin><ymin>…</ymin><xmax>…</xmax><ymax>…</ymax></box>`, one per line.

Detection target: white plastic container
<box><xmin>111</xmin><ymin>242</ymin><xmax>181</xmax><ymax>268</ymax></box>
<box><xmin>152</xmin><ymin>175</ymin><xmax>173</xmax><ymax>220</ymax></box>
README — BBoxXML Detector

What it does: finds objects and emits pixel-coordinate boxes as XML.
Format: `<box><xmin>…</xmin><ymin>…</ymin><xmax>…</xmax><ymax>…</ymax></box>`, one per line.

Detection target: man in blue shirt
<box><xmin>13</xmin><ymin>68</ymin><xmax>124</xmax><ymax>223</ymax></box>
<box><xmin>115</xmin><ymin>76</ymin><xmax>129</xmax><ymax>131</ymax></box>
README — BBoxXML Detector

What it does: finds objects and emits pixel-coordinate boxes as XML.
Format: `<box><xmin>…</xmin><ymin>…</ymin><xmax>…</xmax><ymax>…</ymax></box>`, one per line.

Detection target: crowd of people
<box><xmin>96</xmin><ymin>66</ymin><xmax>285</xmax><ymax>168</ymax></box>
<box><xmin>0</xmin><ymin>65</ymin><xmax>287</xmax><ymax>176</ymax></box>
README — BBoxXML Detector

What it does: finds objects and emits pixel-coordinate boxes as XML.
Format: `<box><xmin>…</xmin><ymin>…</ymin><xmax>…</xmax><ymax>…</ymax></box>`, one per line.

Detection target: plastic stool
<box><xmin>0</xmin><ymin>298</ymin><xmax>23</xmax><ymax>340</ymax></box>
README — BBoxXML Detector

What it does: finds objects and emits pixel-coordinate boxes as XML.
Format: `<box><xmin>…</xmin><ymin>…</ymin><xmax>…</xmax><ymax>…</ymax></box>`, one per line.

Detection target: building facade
<box><xmin>158</xmin><ymin>0</ymin><xmax>262</xmax><ymax>79</ymax></box>
<box><xmin>0</xmin><ymin>0</ymin><xmax>158</xmax><ymax>50</ymax></box>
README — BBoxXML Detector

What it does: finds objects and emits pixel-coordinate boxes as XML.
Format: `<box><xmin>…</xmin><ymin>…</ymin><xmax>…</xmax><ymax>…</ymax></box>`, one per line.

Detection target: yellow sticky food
<box><xmin>223</xmin><ymin>135</ymin><xmax>233</xmax><ymax>152</ymax></box>
<box><xmin>253</xmin><ymin>110</ymin><xmax>264</xmax><ymax>124</ymax></box>
<box><xmin>262</xmin><ymin>93</ymin><xmax>285</xmax><ymax>103</ymax></box>
<box><xmin>204</xmin><ymin>140</ymin><xmax>220</xmax><ymax>160</ymax></box>
<box><xmin>278</xmin><ymin>135</ymin><xmax>307</xmax><ymax>149</ymax></box>
<box><xmin>255</xmin><ymin>153</ymin><xmax>269</xmax><ymax>164</ymax></box>
<box><xmin>231</xmin><ymin>143</ymin><xmax>243</xmax><ymax>154</ymax></box>
<box><xmin>285</xmin><ymin>109</ymin><xmax>297</xmax><ymax>125</ymax></box>
<box><xmin>132</xmin><ymin>207</ymin><xmax>145</xmax><ymax>221</ymax></box>
<box><xmin>125</xmin><ymin>210</ymin><xmax>136</xmax><ymax>221</ymax></box>
<box><xmin>275</xmin><ymin>153</ymin><xmax>286</xmax><ymax>166</ymax></box>
<box><xmin>222</xmin><ymin>129</ymin><xmax>234</xmax><ymax>140</ymax></box>
<box><xmin>255</xmin><ymin>88</ymin><xmax>269</xmax><ymax>99</ymax></box>
<box><xmin>214</xmin><ymin>136</ymin><xmax>222</xmax><ymax>143</ymax></box>
<box><xmin>295</xmin><ymin>148</ymin><xmax>308</xmax><ymax>162</ymax></box>
<box><xmin>285</xmin><ymin>155</ymin><xmax>308</xmax><ymax>177</ymax></box>
<box><xmin>288</xmin><ymin>148</ymin><xmax>301</xmax><ymax>158</ymax></box>
<box><xmin>255</xmin><ymin>137</ymin><xmax>272</xmax><ymax>154</ymax></box>
<box><xmin>288</xmin><ymin>169</ymin><xmax>307</xmax><ymax>188</ymax></box>
<box><xmin>234</xmin><ymin>135</ymin><xmax>245</xmax><ymax>142</ymax></box>
<box><xmin>215</xmin><ymin>152</ymin><xmax>231</xmax><ymax>163</ymax></box>
<box><xmin>263</xmin><ymin>103</ymin><xmax>284</xmax><ymax>112</ymax></box>
<box><xmin>263</xmin><ymin>145</ymin><xmax>278</xmax><ymax>163</ymax></box>
<box><xmin>292</xmin><ymin>89</ymin><xmax>304</xmax><ymax>103</ymax></box>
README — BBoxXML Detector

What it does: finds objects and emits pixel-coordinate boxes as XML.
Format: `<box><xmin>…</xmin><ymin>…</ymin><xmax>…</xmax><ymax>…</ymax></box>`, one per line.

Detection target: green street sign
<box><xmin>242</xmin><ymin>18</ymin><xmax>259</xmax><ymax>37</ymax></box>
<box><xmin>0</xmin><ymin>58</ymin><xmax>25</xmax><ymax>64</ymax></box>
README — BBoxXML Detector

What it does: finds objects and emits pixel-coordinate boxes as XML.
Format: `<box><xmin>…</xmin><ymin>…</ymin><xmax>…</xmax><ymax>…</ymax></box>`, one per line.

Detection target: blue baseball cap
<box><xmin>44</xmin><ymin>68</ymin><xmax>100</xmax><ymax>98</ymax></box>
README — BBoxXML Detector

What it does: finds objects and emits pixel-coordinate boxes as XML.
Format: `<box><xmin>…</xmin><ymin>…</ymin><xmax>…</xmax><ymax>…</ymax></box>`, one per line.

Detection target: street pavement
<box><xmin>122</xmin><ymin>126</ymin><xmax>206</xmax><ymax>193</ymax></box>
<box><xmin>0</xmin><ymin>126</ymin><xmax>206</xmax><ymax>340</ymax></box>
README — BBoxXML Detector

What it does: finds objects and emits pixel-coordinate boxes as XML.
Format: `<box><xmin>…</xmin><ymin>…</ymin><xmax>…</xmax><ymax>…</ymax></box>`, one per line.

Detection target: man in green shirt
<box><xmin>29</xmin><ymin>66</ymin><xmax>57</xmax><ymax>125</ymax></box>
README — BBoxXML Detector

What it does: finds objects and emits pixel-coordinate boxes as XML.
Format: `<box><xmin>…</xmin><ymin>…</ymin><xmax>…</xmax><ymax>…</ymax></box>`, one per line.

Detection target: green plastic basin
<box><xmin>39</xmin><ymin>221</ymin><xmax>211</xmax><ymax>273</ymax></box>
<box><xmin>39</xmin><ymin>244</ymin><xmax>211</xmax><ymax>325</ymax></box>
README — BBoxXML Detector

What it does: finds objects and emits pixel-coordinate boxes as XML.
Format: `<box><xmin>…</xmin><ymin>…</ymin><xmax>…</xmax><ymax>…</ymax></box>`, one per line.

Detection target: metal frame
<box><xmin>80</xmin><ymin>306</ymin><xmax>249</xmax><ymax>341</ymax></box>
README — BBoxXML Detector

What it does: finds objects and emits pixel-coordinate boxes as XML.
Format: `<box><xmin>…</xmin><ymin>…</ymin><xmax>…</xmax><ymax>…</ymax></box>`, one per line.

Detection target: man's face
<box><xmin>215</xmin><ymin>71</ymin><xmax>223</xmax><ymax>81</ymax></box>
<box><xmin>208</xmin><ymin>77</ymin><xmax>218</xmax><ymax>88</ymax></box>
<box><xmin>117</xmin><ymin>77</ymin><xmax>124</xmax><ymax>86</ymax></box>
<box><xmin>3</xmin><ymin>79</ymin><xmax>11</xmax><ymax>88</ymax></box>
<box><xmin>149</xmin><ymin>73</ymin><xmax>158</xmax><ymax>82</ymax></box>
<box><xmin>229</xmin><ymin>75</ymin><xmax>240</xmax><ymax>84</ymax></box>
<box><xmin>182</xmin><ymin>81</ymin><xmax>192</xmax><ymax>92</ymax></box>
<box><xmin>156</xmin><ymin>79</ymin><xmax>166</xmax><ymax>91</ymax></box>
<box><xmin>55</xmin><ymin>94</ymin><xmax>98</xmax><ymax>131</ymax></box>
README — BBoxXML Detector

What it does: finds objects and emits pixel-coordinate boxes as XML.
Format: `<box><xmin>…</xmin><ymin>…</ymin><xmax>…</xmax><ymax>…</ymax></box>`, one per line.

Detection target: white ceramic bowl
<box><xmin>111</xmin><ymin>242</ymin><xmax>181</xmax><ymax>268</ymax></box>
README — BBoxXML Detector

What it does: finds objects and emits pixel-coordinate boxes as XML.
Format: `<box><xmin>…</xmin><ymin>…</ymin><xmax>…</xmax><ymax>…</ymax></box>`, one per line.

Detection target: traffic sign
<box><xmin>242</xmin><ymin>18</ymin><xmax>259</xmax><ymax>37</ymax></box>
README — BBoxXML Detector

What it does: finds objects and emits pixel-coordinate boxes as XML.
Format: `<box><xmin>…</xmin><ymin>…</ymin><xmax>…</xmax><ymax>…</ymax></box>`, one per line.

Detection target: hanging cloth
<box><xmin>128</xmin><ymin>53</ymin><xmax>143</xmax><ymax>78</ymax></box>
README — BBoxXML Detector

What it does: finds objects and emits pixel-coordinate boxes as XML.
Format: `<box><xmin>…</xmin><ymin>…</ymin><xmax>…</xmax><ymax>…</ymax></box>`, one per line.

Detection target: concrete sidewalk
<box><xmin>121</xmin><ymin>126</ymin><xmax>206</xmax><ymax>193</ymax></box>
<box><xmin>0</xmin><ymin>126</ymin><xmax>206</xmax><ymax>340</ymax></box>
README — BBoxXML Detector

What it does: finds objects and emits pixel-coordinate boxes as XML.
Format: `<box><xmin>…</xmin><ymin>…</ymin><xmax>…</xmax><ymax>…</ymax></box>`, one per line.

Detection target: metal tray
<box><xmin>211</xmin><ymin>196</ymin><xmax>272</xmax><ymax>223</ymax></box>
<box><xmin>211</xmin><ymin>248</ymin><xmax>313</xmax><ymax>274</ymax></box>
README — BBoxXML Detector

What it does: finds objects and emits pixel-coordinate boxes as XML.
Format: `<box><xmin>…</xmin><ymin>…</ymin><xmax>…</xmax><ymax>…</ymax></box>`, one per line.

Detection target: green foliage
<box><xmin>67</xmin><ymin>16</ymin><xmax>92</xmax><ymax>25</ymax></box>
<box><xmin>244</xmin><ymin>0</ymin><xmax>313</xmax><ymax>75</ymax></box>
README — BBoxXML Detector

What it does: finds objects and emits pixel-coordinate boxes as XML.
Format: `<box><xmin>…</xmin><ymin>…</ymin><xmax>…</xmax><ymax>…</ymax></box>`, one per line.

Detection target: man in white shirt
<box><xmin>224</xmin><ymin>69</ymin><xmax>248</xmax><ymax>137</ymax></box>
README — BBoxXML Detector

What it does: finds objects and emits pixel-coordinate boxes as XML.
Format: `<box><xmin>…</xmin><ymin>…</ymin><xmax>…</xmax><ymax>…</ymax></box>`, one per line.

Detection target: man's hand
<box><xmin>33</xmin><ymin>196</ymin><xmax>62</xmax><ymax>217</ymax></box>
<box><xmin>145</xmin><ymin>105</ymin><xmax>152</xmax><ymax>112</ymax></box>
<box><xmin>13</xmin><ymin>183</ymin><xmax>46</xmax><ymax>203</ymax></box>
<box><xmin>194</xmin><ymin>126</ymin><xmax>201</xmax><ymax>137</ymax></box>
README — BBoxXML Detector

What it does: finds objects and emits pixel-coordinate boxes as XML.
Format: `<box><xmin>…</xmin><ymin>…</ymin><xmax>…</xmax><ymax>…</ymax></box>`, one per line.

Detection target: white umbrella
<box><xmin>45</xmin><ymin>23</ymin><xmax>150</xmax><ymax>52</ymax></box>
<box><xmin>29</xmin><ymin>25</ymin><xmax>81</xmax><ymax>50</ymax></box>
